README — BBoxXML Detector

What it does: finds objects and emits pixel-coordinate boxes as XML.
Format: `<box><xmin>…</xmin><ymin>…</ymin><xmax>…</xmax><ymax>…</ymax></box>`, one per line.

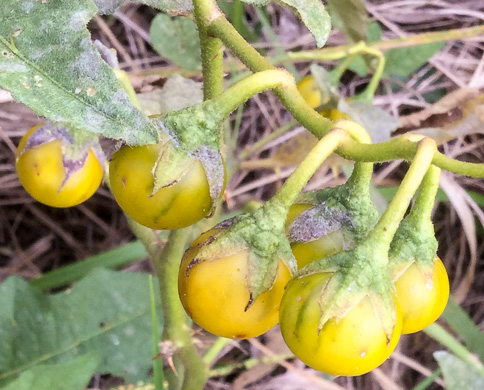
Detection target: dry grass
<box><xmin>1</xmin><ymin>1</ymin><xmax>484</xmax><ymax>389</ymax></box>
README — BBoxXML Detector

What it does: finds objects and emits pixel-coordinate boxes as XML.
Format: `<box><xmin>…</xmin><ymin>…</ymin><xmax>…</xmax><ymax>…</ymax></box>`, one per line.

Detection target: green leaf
<box><xmin>0</xmin><ymin>0</ymin><xmax>158</xmax><ymax>145</ymax></box>
<box><xmin>150</xmin><ymin>14</ymin><xmax>201</xmax><ymax>71</ymax></box>
<box><xmin>326</xmin><ymin>0</ymin><xmax>369</xmax><ymax>44</ymax></box>
<box><xmin>137</xmin><ymin>75</ymin><xmax>203</xmax><ymax>116</ymax></box>
<box><xmin>338</xmin><ymin>100</ymin><xmax>401</xmax><ymax>143</ymax></box>
<box><xmin>442</xmin><ymin>297</ymin><xmax>484</xmax><ymax>362</ymax></box>
<box><xmin>29</xmin><ymin>240</ymin><xmax>150</xmax><ymax>291</ymax></box>
<box><xmin>0</xmin><ymin>269</ymin><xmax>162</xmax><ymax>386</ymax></box>
<box><xmin>242</xmin><ymin>0</ymin><xmax>331</xmax><ymax>47</ymax></box>
<box><xmin>434</xmin><ymin>351</ymin><xmax>484</xmax><ymax>390</ymax></box>
<box><xmin>0</xmin><ymin>354</ymin><xmax>100</xmax><ymax>390</ymax></box>
<box><xmin>347</xmin><ymin>22</ymin><xmax>382</xmax><ymax>76</ymax></box>
<box><xmin>93</xmin><ymin>0</ymin><xmax>193</xmax><ymax>15</ymax></box>
<box><xmin>384</xmin><ymin>42</ymin><xmax>445</xmax><ymax>77</ymax></box>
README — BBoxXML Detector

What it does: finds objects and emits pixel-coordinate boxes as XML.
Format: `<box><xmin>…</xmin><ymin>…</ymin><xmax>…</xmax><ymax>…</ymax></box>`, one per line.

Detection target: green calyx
<box><xmin>290</xmin><ymin>162</ymin><xmax>378</xmax><ymax>247</ymax></box>
<box><xmin>296</xmin><ymin>242</ymin><xmax>398</xmax><ymax>342</ymax></box>
<box><xmin>389</xmin><ymin>165</ymin><xmax>441</xmax><ymax>279</ymax></box>
<box><xmin>19</xmin><ymin>122</ymin><xmax>105</xmax><ymax>189</ymax></box>
<box><xmin>149</xmin><ymin>102</ymin><xmax>225</xmax><ymax>211</ymax></box>
<box><xmin>188</xmin><ymin>200</ymin><xmax>297</xmax><ymax>308</ymax></box>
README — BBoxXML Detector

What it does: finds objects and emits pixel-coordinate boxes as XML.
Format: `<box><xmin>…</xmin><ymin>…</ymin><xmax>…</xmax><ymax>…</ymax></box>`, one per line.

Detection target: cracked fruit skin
<box><xmin>109</xmin><ymin>143</ymin><xmax>212</xmax><ymax>230</ymax></box>
<box><xmin>279</xmin><ymin>273</ymin><xmax>402</xmax><ymax>376</ymax></box>
<box><xmin>16</xmin><ymin>125</ymin><xmax>103</xmax><ymax>208</ymax></box>
<box><xmin>178</xmin><ymin>234</ymin><xmax>292</xmax><ymax>339</ymax></box>
<box><xmin>286</xmin><ymin>204</ymin><xmax>345</xmax><ymax>269</ymax></box>
<box><xmin>394</xmin><ymin>257</ymin><xmax>449</xmax><ymax>334</ymax></box>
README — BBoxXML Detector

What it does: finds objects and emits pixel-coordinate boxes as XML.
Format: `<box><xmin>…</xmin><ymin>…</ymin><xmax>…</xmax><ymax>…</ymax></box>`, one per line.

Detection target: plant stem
<box><xmin>286</xmin><ymin>25</ymin><xmax>484</xmax><ymax>61</ymax></box>
<box><xmin>336</xmin><ymin>135</ymin><xmax>484</xmax><ymax>178</ymax></box>
<box><xmin>209</xmin><ymin>353</ymin><xmax>294</xmax><ymax>377</ymax></box>
<box><xmin>407</xmin><ymin>165</ymin><xmax>441</xmax><ymax>223</ymax></box>
<box><xmin>193</xmin><ymin>0</ymin><xmax>224</xmax><ymax>99</ymax></box>
<box><xmin>206</xmin><ymin>13</ymin><xmax>334</xmax><ymax>135</ymax></box>
<box><xmin>209</xmin><ymin>69</ymin><xmax>295</xmax><ymax>119</ymax></box>
<box><xmin>202</xmin><ymin>337</ymin><xmax>233</xmax><ymax>365</ymax></box>
<box><xmin>152</xmin><ymin>229</ymin><xmax>208</xmax><ymax>390</ymax></box>
<box><xmin>269</xmin><ymin>129</ymin><xmax>346</xmax><ymax>210</ymax></box>
<box><xmin>364</xmin><ymin>138</ymin><xmax>437</xmax><ymax>252</ymax></box>
<box><xmin>425</xmin><ymin>323</ymin><xmax>484</xmax><ymax>377</ymax></box>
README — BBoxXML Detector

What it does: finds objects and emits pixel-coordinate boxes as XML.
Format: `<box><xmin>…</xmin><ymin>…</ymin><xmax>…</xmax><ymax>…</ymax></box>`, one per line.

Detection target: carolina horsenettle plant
<box><xmin>178</xmin><ymin>128</ymin><xmax>346</xmax><ymax>339</ymax></box>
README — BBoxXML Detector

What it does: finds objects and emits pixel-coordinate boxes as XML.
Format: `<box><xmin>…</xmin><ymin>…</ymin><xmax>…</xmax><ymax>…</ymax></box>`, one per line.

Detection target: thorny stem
<box><xmin>194</xmin><ymin>0</ymin><xmax>484</xmax><ymax>178</ymax></box>
<box><xmin>152</xmin><ymin>229</ymin><xmax>209</xmax><ymax>390</ymax></box>
<box><xmin>364</xmin><ymin>138</ymin><xmax>437</xmax><ymax>253</ymax></box>
<box><xmin>193</xmin><ymin>0</ymin><xmax>224</xmax><ymax>99</ymax></box>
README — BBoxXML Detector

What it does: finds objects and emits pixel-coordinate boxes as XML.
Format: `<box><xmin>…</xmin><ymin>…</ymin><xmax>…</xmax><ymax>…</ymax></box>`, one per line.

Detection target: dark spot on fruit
<box><xmin>122</xmin><ymin>177</ymin><xmax>126</xmax><ymax>187</ymax></box>
<box><xmin>234</xmin><ymin>334</ymin><xmax>246</xmax><ymax>339</ymax></box>
<box><xmin>99</xmin><ymin>322</ymin><xmax>106</xmax><ymax>328</ymax></box>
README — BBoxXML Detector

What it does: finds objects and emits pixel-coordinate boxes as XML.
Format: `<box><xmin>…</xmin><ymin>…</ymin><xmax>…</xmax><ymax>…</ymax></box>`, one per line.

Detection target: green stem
<box><xmin>209</xmin><ymin>69</ymin><xmax>295</xmax><ymax>119</ymax></box>
<box><xmin>407</xmin><ymin>165</ymin><xmax>441</xmax><ymax>223</ymax></box>
<box><xmin>206</xmin><ymin>15</ymin><xmax>333</xmax><ymax>136</ymax></box>
<box><xmin>336</xmin><ymin>135</ymin><xmax>484</xmax><ymax>178</ymax></box>
<box><xmin>193</xmin><ymin>0</ymin><xmax>224</xmax><ymax>99</ymax></box>
<box><xmin>209</xmin><ymin>353</ymin><xmax>294</xmax><ymax>377</ymax></box>
<box><xmin>364</xmin><ymin>138</ymin><xmax>437</xmax><ymax>252</ymax></box>
<box><xmin>269</xmin><ymin>129</ymin><xmax>346</xmax><ymax>210</ymax></box>
<box><xmin>153</xmin><ymin>229</ymin><xmax>208</xmax><ymax>390</ymax></box>
<box><xmin>202</xmin><ymin>337</ymin><xmax>232</xmax><ymax>365</ymax></box>
<box><xmin>286</xmin><ymin>25</ymin><xmax>484</xmax><ymax>61</ymax></box>
<box><xmin>425</xmin><ymin>323</ymin><xmax>484</xmax><ymax>377</ymax></box>
<box><xmin>352</xmin><ymin>46</ymin><xmax>386</xmax><ymax>103</ymax></box>
<box><xmin>197</xmin><ymin>1</ymin><xmax>484</xmax><ymax>178</ymax></box>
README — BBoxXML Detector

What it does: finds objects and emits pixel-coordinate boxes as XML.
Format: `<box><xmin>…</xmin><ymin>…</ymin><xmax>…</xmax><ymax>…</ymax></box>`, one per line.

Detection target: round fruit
<box><xmin>297</xmin><ymin>75</ymin><xmax>322</xmax><ymax>109</ymax></box>
<box><xmin>286</xmin><ymin>203</ymin><xmax>345</xmax><ymax>269</ymax></box>
<box><xmin>16</xmin><ymin>125</ymin><xmax>104</xmax><ymax>208</ymax></box>
<box><xmin>109</xmin><ymin>143</ymin><xmax>213</xmax><ymax>230</ymax></box>
<box><xmin>280</xmin><ymin>273</ymin><xmax>402</xmax><ymax>376</ymax></box>
<box><xmin>394</xmin><ymin>257</ymin><xmax>449</xmax><ymax>334</ymax></box>
<box><xmin>178</xmin><ymin>232</ymin><xmax>292</xmax><ymax>339</ymax></box>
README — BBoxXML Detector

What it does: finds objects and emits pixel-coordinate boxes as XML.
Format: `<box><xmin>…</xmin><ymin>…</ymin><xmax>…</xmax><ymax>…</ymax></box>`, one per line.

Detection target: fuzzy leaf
<box><xmin>0</xmin><ymin>354</ymin><xmax>100</xmax><ymax>390</ymax></box>
<box><xmin>242</xmin><ymin>0</ymin><xmax>331</xmax><ymax>47</ymax></box>
<box><xmin>137</xmin><ymin>75</ymin><xmax>203</xmax><ymax>116</ymax></box>
<box><xmin>0</xmin><ymin>269</ymin><xmax>162</xmax><ymax>386</ymax></box>
<box><xmin>150</xmin><ymin>14</ymin><xmax>201</xmax><ymax>71</ymax></box>
<box><xmin>94</xmin><ymin>0</ymin><xmax>193</xmax><ymax>14</ymax></box>
<box><xmin>0</xmin><ymin>0</ymin><xmax>158</xmax><ymax>145</ymax></box>
<box><xmin>434</xmin><ymin>351</ymin><xmax>484</xmax><ymax>390</ymax></box>
<box><xmin>338</xmin><ymin>100</ymin><xmax>400</xmax><ymax>143</ymax></box>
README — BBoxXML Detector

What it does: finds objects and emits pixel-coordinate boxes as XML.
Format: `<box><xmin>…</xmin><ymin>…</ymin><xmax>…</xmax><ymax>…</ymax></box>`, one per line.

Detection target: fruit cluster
<box><xmin>15</xmin><ymin>78</ymin><xmax>449</xmax><ymax>378</ymax></box>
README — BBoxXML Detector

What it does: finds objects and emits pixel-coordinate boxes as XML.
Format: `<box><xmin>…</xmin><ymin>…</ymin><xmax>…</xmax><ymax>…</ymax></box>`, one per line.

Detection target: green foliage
<box><xmin>338</xmin><ymin>100</ymin><xmax>401</xmax><ymax>143</ymax></box>
<box><xmin>0</xmin><ymin>269</ymin><xmax>162</xmax><ymax>387</ymax></box>
<box><xmin>434</xmin><ymin>351</ymin><xmax>484</xmax><ymax>390</ymax></box>
<box><xmin>348</xmin><ymin>22</ymin><xmax>445</xmax><ymax>78</ymax></box>
<box><xmin>326</xmin><ymin>0</ymin><xmax>369</xmax><ymax>44</ymax></box>
<box><xmin>0</xmin><ymin>354</ymin><xmax>99</xmax><ymax>390</ymax></box>
<box><xmin>443</xmin><ymin>297</ymin><xmax>484</xmax><ymax>362</ymax></box>
<box><xmin>242</xmin><ymin>0</ymin><xmax>331</xmax><ymax>47</ymax></box>
<box><xmin>93</xmin><ymin>0</ymin><xmax>193</xmax><ymax>15</ymax></box>
<box><xmin>0</xmin><ymin>0</ymin><xmax>158</xmax><ymax>145</ymax></box>
<box><xmin>150</xmin><ymin>14</ymin><xmax>201</xmax><ymax>71</ymax></box>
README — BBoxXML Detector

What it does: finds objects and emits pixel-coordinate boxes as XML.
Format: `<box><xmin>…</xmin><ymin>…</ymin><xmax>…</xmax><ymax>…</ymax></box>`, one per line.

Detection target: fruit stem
<box><xmin>407</xmin><ymin>164</ymin><xmax>441</xmax><ymax>223</ymax></box>
<box><xmin>268</xmin><ymin>128</ymin><xmax>346</xmax><ymax>212</ymax></box>
<box><xmin>364</xmin><ymin>137</ymin><xmax>437</xmax><ymax>254</ymax></box>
